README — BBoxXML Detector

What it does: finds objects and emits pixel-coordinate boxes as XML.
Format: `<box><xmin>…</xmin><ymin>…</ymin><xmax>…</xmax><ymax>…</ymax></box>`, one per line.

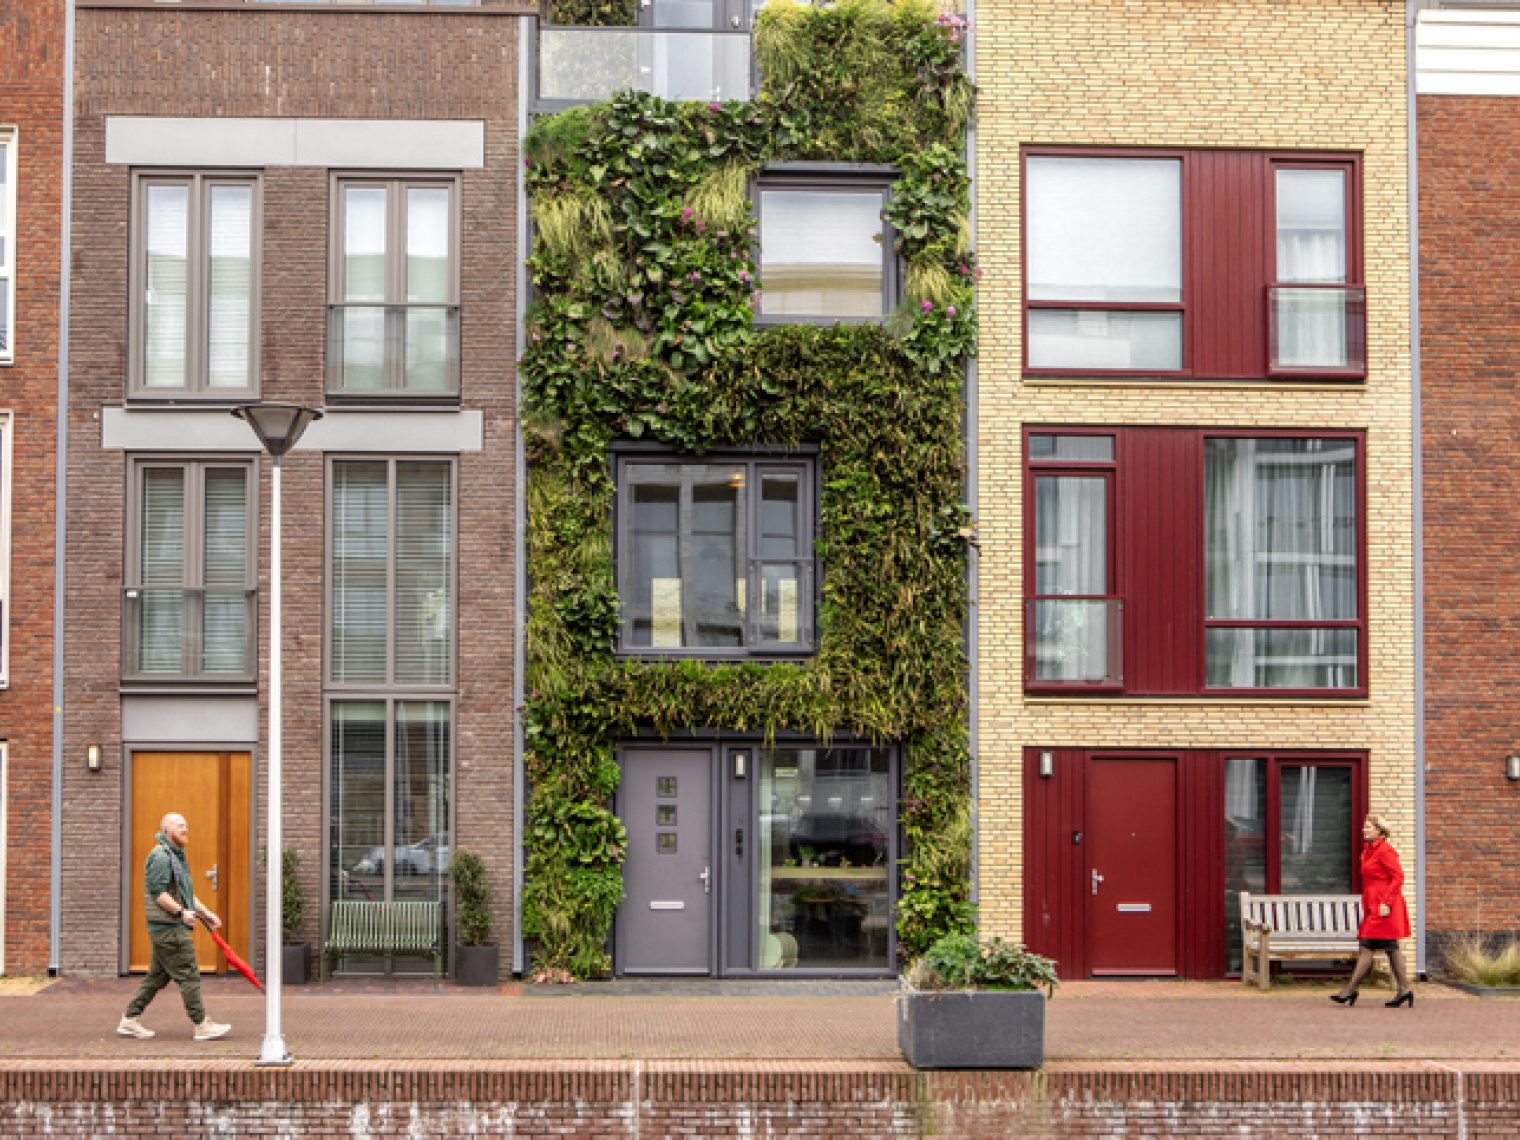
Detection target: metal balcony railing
<box><xmin>122</xmin><ymin>587</ymin><xmax>258</xmax><ymax>683</ymax></box>
<box><xmin>536</xmin><ymin>25</ymin><xmax>754</xmax><ymax>109</ymax></box>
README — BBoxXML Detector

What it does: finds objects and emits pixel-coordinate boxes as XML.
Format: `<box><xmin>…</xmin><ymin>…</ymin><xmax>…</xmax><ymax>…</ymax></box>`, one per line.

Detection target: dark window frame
<box><xmin>1021</xmin><ymin>146</ymin><xmax>1366</xmax><ymax>382</ymax></box>
<box><xmin>753</xmin><ymin>164</ymin><xmax>898</xmax><ymax>326</ymax></box>
<box><xmin>1022</xmin><ymin>425</ymin><xmax>1368</xmax><ymax>698</ymax></box>
<box><xmin>614</xmin><ymin>449</ymin><xmax>819</xmax><ymax>660</ymax></box>
<box><xmin>121</xmin><ymin>454</ymin><xmax>258</xmax><ymax>687</ymax></box>
<box><xmin>127</xmin><ymin>170</ymin><xmax>263</xmax><ymax>402</ymax></box>
<box><xmin>327</xmin><ymin>173</ymin><xmax>462</xmax><ymax>403</ymax></box>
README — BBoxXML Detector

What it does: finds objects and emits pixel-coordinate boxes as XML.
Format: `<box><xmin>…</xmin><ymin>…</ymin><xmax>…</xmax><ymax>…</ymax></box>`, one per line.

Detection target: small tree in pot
<box><xmin>449</xmin><ymin>851</ymin><xmax>498</xmax><ymax>985</ymax></box>
<box><xmin>281</xmin><ymin>849</ymin><xmax>310</xmax><ymax>984</ymax></box>
<box><xmin>898</xmin><ymin>932</ymin><xmax>1058</xmax><ymax>1069</ymax></box>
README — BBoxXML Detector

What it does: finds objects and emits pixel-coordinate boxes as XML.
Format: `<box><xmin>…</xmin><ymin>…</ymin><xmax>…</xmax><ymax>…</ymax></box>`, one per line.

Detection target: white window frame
<box><xmin>0</xmin><ymin>129</ymin><xmax>16</xmax><ymax>366</ymax></box>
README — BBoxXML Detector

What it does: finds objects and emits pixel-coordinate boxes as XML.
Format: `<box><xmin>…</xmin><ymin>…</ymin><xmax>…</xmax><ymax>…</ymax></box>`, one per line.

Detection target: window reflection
<box><xmin>757</xmin><ymin>746</ymin><xmax>892</xmax><ymax>970</ymax></box>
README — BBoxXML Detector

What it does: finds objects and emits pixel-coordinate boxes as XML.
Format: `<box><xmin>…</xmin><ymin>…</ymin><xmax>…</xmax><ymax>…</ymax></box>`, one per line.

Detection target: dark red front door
<box><xmin>1088</xmin><ymin>756</ymin><xmax>1178</xmax><ymax>974</ymax></box>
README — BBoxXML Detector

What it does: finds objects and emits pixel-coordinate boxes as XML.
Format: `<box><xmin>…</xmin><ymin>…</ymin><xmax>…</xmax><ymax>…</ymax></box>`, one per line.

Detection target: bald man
<box><xmin>117</xmin><ymin>812</ymin><xmax>232</xmax><ymax>1041</ymax></box>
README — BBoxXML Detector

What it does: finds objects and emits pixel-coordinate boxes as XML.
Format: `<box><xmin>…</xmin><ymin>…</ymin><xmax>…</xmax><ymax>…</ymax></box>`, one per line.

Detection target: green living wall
<box><xmin>520</xmin><ymin>0</ymin><xmax>977</xmax><ymax>979</ymax></box>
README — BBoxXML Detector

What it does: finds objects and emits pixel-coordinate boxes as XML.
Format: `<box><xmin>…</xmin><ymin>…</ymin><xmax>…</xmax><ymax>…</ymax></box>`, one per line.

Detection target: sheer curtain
<box><xmin>1034</xmin><ymin>475</ymin><xmax>1108</xmax><ymax>680</ymax></box>
<box><xmin>1275</xmin><ymin>168</ymin><xmax>1347</xmax><ymax>368</ymax></box>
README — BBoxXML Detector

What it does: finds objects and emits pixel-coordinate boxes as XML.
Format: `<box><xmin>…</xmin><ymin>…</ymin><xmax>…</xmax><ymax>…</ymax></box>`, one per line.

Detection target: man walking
<box><xmin>117</xmin><ymin>812</ymin><xmax>232</xmax><ymax>1041</ymax></box>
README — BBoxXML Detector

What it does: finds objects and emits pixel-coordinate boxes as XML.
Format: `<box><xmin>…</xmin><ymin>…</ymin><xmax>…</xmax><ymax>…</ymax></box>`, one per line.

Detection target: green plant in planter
<box><xmin>281</xmin><ymin>849</ymin><xmax>306</xmax><ymax>943</ymax></box>
<box><xmin>449</xmin><ymin>852</ymin><xmax>494</xmax><ymax>948</ymax></box>
<box><xmin>1444</xmin><ymin>933</ymin><xmax>1520</xmax><ymax>986</ymax></box>
<box><xmin>905</xmin><ymin>932</ymin><xmax>1059</xmax><ymax>996</ymax></box>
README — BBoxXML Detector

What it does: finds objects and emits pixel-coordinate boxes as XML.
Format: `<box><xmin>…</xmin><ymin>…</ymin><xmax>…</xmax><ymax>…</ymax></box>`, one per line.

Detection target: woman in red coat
<box><xmin>1331</xmin><ymin>814</ymin><xmax>1413</xmax><ymax>1008</ymax></box>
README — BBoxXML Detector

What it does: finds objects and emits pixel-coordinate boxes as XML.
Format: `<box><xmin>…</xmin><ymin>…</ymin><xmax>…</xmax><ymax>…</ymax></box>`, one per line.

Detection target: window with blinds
<box><xmin>329</xmin><ymin>458</ymin><xmax>455</xmax><ymax>687</ymax></box>
<box><xmin>130</xmin><ymin>173</ymin><xmax>260</xmax><ymax>399</ymax></box>
<box><xmin>124</xmin><ymin>459</ymin><xmax>255</xmax><ymax>682</ymax></box>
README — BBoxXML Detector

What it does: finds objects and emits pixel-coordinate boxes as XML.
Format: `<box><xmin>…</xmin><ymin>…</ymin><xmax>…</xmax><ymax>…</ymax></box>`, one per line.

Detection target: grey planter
<box><xmin>1446</xmin><ymin>982</ymin><xmax>1520</xmax><ymax>998</ymax></box>
<box><xmin>455</xmin><ymin>943</ymin><xmax>500</xmax><ymax>986</ymax></box>
<box><xmin>281</xmin><ymin>942</ymin><xmax>310</xmax><ymax>986</ymax></box>
<box><xmin>897</xmin><ymin>987</ymin><xmax>1046</xmax><ymax>1069</ymax></box>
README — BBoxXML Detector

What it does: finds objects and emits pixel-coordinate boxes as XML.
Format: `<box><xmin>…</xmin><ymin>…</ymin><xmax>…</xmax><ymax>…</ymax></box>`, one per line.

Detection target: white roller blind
<box><xmin>144</xmin><ymin>184</ymin><xmax>190</xmax><ymax>388</ymax></box>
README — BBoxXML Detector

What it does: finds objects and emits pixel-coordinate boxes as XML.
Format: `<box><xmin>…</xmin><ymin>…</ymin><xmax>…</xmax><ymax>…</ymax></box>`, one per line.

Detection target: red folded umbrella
<box><xmin>208</xmin><ymin>927</ymin><xmax>264</xmax><ymax>991</ymax></box>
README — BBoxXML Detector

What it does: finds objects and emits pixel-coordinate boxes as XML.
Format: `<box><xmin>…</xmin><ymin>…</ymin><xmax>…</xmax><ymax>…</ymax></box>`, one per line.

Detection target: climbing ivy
<box><xmin>521</xmin><ymin>0</ymin><xmax>976</xmax><ymax>978</ymax></box>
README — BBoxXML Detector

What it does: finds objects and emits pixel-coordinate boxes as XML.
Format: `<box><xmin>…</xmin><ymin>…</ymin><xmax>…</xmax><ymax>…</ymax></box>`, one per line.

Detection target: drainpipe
<box><xmin>1405</xmin><ymin>0</ymin><xmax>1427</xmax><ymax>980</ymax></box>
<box><xmin>513</xmin><ymin>14</ymin><xmax>532</xmax><ymax>978</ymax></box>
<box><xmin>963</xmin><ymin>0</ymin><xmax>979</xmax><ymax>915</ymax></box>
<box><xmin>49</xmin><ymin>0</ymin><xmax>77</xmax><ymax>977</ymax></box>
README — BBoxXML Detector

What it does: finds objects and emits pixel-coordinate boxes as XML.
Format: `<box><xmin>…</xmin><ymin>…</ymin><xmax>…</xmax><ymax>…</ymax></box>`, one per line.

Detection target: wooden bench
<box><xmin>322</xmin><ymin>900</ymin><xmax>444</xmax><ymax>984</ymax></box>
<box><xmin>1239</xmin><ymin>892</ymin><xmax>1361</xmax><ymax>990</ymax></box>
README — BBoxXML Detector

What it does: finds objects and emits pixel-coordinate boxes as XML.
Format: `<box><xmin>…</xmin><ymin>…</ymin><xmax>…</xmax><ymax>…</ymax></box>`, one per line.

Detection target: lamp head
<box><xmin>232</xmin><ymin>404</ymin><xmax>323</xmax><ymax>459</ymax></box>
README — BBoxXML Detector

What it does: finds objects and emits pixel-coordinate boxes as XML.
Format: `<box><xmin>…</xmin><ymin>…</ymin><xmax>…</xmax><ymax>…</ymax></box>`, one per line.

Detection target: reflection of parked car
<box><xmin>789</xmin><ymin>815</ymin><xmax>886</xmax><ymax>867</ymax></box>
<box><xmin>352</xmin><ymin>835</ymin><xmax>451</xmax><ymax>876</ymax></box>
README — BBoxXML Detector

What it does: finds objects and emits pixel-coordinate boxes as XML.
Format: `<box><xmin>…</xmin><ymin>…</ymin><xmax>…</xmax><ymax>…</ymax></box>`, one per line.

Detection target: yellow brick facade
<box><xmin>973</xmin><ymin>1</ymin><xmax>1415</xmax><ymax>957</ymax></box>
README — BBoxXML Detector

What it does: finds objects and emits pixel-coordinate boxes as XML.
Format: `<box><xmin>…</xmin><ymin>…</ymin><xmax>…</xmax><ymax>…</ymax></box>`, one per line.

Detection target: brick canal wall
<box><xmin>3</xmin><ymin>1063</ymin><xmax>1517</xmax><ymax>1137</ymax></box>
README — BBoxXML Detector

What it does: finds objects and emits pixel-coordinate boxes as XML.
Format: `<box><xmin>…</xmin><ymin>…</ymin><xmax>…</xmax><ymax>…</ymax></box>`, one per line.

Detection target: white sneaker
<box><xmin>117</xmin><ymin>1016</ymin><xmax>155</xmax><ymax>1039</ymax></box>
<box><xmin>193</xmin><ymin>1017</ymin><xmax>231</xmax><ymax>1041</ymax></box>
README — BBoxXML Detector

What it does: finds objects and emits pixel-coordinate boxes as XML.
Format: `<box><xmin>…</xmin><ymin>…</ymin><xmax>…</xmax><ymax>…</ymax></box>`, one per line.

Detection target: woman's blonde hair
<box><xmin>1365</xmin><ymin>813</ymin><xmax>1392</xmax><ymax>839</ymax></box>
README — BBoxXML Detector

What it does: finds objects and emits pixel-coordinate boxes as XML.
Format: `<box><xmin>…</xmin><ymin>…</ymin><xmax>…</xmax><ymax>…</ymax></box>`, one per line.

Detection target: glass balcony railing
<box><xmin>1268</xmin><ymin>285</ymin><xmax>1367</xmax><ymax>376</ymax></box>
<box><xmin>327</xmin><ymin>304</ymin><xmax>460</xmax><ymax>398</ymax></box>
<box><xmin>123</xmin><ymin>587</ymin><xmax>257</xmax><ymax>683</ymax></box>
<box><xmin>537</xmin><ymin>26</ymin><xmax>753</xmax><ymax>107</ymax></box>
<box><xmin>1026</xmin><ymin>597</ymin><xmax>1123</xmax><ymax>687</ymax></box>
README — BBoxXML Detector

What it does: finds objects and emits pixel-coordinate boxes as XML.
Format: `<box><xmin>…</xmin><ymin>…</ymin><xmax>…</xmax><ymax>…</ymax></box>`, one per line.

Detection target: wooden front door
<box><xmin>1087</xmin><ymin>756</ymin><xmax>1178</xmax><ymax>975</ymax></box>
<box><xmin>128</xmin><ymin>751</ymin><xmax>252</xmax><ymax>973</ymax></box>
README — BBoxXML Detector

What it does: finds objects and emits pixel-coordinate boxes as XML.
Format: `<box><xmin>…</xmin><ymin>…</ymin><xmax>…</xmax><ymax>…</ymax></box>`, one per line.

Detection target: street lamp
<box><xmin>233</xmin><ymin>402</ymin><xmax>322</xmax><ymax>1067</ymax></box>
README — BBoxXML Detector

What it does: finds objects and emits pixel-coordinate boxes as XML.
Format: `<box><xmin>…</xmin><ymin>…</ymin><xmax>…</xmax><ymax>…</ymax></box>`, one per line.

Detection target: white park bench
<box><xmin>1239</xmin><ymin>892</ymin><xmax>1362</xmax><ymax>990</ymax></box>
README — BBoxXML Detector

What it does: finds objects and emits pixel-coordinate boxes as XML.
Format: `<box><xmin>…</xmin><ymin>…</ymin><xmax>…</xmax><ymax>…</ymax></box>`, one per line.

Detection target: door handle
<box><xmin>1091</xmin><ymin>868</ymin><xmax>1104</xmax><ymax>896</ymax></box>
<box><xmin>735</xmin><ymin>827</ymin><xmax>744</xmax><ymax>858</ymax></box>
<box><xmin>699</xmin><ymin>866</ymin><xmax>711</xmax><ymax>894</ymax></box>
<box><xmin>205</xmin><ymin>863</ymin><xmax>219</xmax><ymax>892</ymax></box>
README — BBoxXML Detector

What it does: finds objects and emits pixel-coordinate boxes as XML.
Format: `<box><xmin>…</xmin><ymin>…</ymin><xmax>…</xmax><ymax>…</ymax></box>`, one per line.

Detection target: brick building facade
<box><xmin>1415</xmin><ymin>3</ymin><xmax>1520</xmax><ymax>961</ymax></box>
<box><xmin>62</xmin><ymin>0</ymin><xmax>524</xmax><ymax>978</ymax></box>
<box><xmin>0</xmin><ymin>0</ymin><xmax>65</xmax><ymax>977</ymax></box>
<box><xmin>974</xmin><ymin>0</ymin><xmax>1417</xmax><ymax>978</ymax></box>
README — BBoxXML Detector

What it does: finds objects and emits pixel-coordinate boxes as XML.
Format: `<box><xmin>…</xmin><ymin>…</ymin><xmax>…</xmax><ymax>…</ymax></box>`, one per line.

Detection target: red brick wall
<box><xmin>1417</xmin><ymin>95</ymin><xmax>1520</xmax><ymax>958</ymax></box>
<box><xmin>2</xmin><ymin>1063</ymin><xmax>1516</xmax><ymax>1138</ymax></box>
<box><xmin>65</xmin><ymin>9</ymin><xmax>518</xmax><ymax>976</ymax></box>
<box><xmin>0</xmin><ymin>0</ymin><xmax>65</xmax><ymax>975</ymax></box>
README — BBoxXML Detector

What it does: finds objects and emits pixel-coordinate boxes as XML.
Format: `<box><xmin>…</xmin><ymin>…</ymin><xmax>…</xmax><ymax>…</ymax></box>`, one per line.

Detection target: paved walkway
<box><xmin>2</xmin><ymin>975</ymin><xmax>1517</xmax><ymax>1066</ymax></box>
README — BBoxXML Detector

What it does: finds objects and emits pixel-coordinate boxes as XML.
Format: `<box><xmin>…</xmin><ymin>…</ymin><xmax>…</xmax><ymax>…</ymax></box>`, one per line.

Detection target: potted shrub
<box><xmin>280</xmin><ymin>849</ymin><xmax>310</xmax><ymax>985</ymax></box>
<box><xmin>449</xmin><ymin>851</ymin><xmax>498</xmax><ymax>986</ymax></box>
<box><xmin>898</xmin><ymin>931</ymin><xmax>1058</xmax><ymax>1069</ymax></box>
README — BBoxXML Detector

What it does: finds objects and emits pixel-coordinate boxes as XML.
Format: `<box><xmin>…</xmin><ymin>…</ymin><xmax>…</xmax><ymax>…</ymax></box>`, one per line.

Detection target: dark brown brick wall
<box><xmin>1417</xmin><ymin>95</ymin><xmax>1520</xmax><ymax>957</ymax></box>
<box><xmin>65</xmin><ymin>8</ymin><xmax>518</xmax><ymax>976</ymax></box>
<box><xmin>0</xmin><ymin>0</ymin><xmax>65</xmax><ymax>976</ymax></box>
<box><xmin>2</xmin><ymin>1063</ymin><xmax>1516</xmax><ymax>1138</ymax></box>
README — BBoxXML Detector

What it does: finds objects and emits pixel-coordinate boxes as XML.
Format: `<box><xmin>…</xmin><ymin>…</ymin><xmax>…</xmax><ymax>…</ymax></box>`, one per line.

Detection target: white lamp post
<box><xmin>233</xmin><ymin>402</ymin><xmax>322</xmax><ymax>1067</ymax></box>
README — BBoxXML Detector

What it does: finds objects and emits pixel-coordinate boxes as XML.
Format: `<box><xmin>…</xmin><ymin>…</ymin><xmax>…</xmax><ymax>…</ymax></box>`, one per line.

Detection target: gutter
<box><xmin>49</xmin><ymin>0</ymin><xmax>78</xmax><ymax>976</ymax></box>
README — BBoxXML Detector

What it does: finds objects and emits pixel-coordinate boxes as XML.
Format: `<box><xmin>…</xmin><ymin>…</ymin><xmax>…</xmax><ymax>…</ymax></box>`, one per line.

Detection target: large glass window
<box><xmin>330</xmin><ymin>459</ymin><xmax>454</xmax><ymax>687</ymax></box>
<box><xmin>757</xmin><ymin>175</ymin><xmax>892</xmax><ymax>321</ymax></box>
<box><xmin>0</xmin><ymin>132</ymin><xmax>14</xmax><ymax>364</ymax></box>
<box><xmin>123</xmin><ymin>459</ymin><xmax>255</xmax><ymax>683</ymax></box>
<box><xmin>130</xmin><ymin>173</ymin><xmax>258</xmax><ymax>398</ymax></box>
<box><xmin>756</xmin><ymin>745</ymin><xmax>892</xmax><ymax>971</ymax></box>
<box><xmin>1025</xmin><ymin>427</ymin><xmax>1364</xmax><ymax>696</ymax></box>
<box><xmin>617</xmin><ymin>456</ymin><xmax>813</xmax><ymax>656</ymax></box>
<box><xmin>330</xmin><ymin>698</ymin><xmax>452</xmax><ymax>973</ymax></box>
<box><xmin>329</xmin><ymin>178</ymin><xmax>459</xmax><ymax>397</ymax></box>
<box><xmin>1224</xmin><ymin>755</ymin><xmax>1357</xmax><ymax>972</ymax></box>
<box><xmin>1205</xmin><ymin>437</ymin><xmax>1359</xmax><ymax>689</ymax></box>
<box><xmin>1024</xmin><ymin>149</ymin><xmax>1364</xmax><ymax>379</ymax></box>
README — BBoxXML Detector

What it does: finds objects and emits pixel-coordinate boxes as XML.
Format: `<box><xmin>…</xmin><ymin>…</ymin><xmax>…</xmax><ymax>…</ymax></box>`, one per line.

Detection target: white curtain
<box><xmin>1034</xmin><ymin>475</ymin><xmax>1108</xmax><ymax>680</ymax></box>
<box><xmin>1275</xmin><ymin>168</ymin><xmax>1347</xmax><ymax>368</ymax></box>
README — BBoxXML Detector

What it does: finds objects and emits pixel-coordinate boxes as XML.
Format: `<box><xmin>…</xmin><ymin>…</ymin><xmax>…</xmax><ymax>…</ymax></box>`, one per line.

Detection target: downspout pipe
<box><xmin>49</xmin><ymin>0</ymin><xmax>78</xmax><ymax>977</ymax></box>
<box><xmin>963</xmin><ymin>0</ymin><xmax>979</xmax><ymax>913</ymax></box>
<box><xmin>513</xmin><ymin>14</ymin><xmax>532</xmax><ymax>977</ymax></box>
<box><xmin>1405</xmin><ymin>0</ymin><xmax>1428</xmax><ymax>980</ymax></box>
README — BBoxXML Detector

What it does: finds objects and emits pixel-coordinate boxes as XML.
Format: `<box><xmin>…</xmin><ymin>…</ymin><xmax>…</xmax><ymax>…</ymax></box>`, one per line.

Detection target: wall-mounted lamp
<box><xmin>86</xmin><ymin>745</ymin><xmax>102</xmax><ymax>772</ymax></box>
<box><xmin>1507</xmin><ymin>755</ymin><xmax>1520</xmax><ymax>782</ymax></box>
<box><xmin>1038</xmin><ymin>750</ymin><xmax>1054</xmax><ymax>779</ymax></box>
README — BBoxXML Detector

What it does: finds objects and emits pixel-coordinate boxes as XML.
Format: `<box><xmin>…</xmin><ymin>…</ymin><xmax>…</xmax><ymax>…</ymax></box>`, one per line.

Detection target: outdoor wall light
<box><xmin>1039</xmin><ymin>750</ymin><xmax>1054</xmax><ymax>779</ymax></box>
<box><xmin>1507</xmin><ymin>755</ymin><xmax>1520</xmax><ymax>782</ymax></box>
<box><xmin>86</xmin><ymin>744</ymin><xmax>102</xmax><ymax>772</ymax></box>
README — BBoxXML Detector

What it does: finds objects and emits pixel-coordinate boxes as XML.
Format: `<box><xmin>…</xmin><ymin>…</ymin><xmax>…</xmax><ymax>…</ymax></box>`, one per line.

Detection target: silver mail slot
<box><xmin>649</xmin><ymin>900</ymin><xmax>685</xmax><ymax>911</ymax></box>
<box><xmin>1116</xmin><ymin>903</ymin><xmax>1151</xmax><ymax>913</ymax></box>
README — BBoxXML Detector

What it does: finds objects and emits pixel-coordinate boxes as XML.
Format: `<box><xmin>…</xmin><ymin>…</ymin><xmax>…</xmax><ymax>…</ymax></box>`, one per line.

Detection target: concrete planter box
<box><xmin>455</xmin><ymin>943</ymin><xmax>499</xmax><ymax>986</ymax></box>
<box><xmin>282</xmin><ymin>942</ymin><xmax>310</xmax><ymax>986</ymax></box>
<box><xmin>897</xmin><ymin>987</ymin><xmax>1045</xmax><ymax>1069</ymax></box>
<box><xmin>1447</xmin><ymin>982</ymin><xmax>1520</xmax><ymax>998</ymax></box>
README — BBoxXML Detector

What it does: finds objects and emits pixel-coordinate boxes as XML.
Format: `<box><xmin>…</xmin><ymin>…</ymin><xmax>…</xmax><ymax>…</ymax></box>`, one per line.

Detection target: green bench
<box><xmin>322</xmin><ymin>900</ymin><xmax>444</xmax><ymax>983</ymax></box>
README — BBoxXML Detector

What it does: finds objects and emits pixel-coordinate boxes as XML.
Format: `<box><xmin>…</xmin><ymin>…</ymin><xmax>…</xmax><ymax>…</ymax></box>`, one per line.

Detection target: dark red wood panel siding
<box><xmin>1120</xmin><ymin>428</ymin><xmax>1203</xmax><ymax>693</ymax></box>
<box><xmin>1180</xmin><ymin>750</ymin><xmax>1226</xmax><ymax>978</ymax></box>
<box><xmin>1022</xmin><ymin>747</ymin><xmax>1088</xmax><ymax>979</ymax></box>
<box><xmin>1188</xmin><ymin>151</ymin><xmax>1270</xmax><ymax>379</ymax></box>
